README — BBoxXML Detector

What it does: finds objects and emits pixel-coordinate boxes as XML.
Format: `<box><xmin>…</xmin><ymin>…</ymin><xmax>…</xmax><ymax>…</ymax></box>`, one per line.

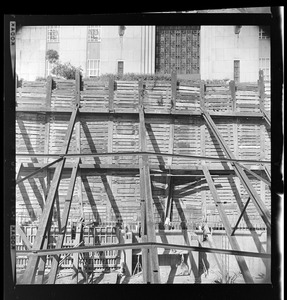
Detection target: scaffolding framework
<box><xmin>16</xmin><ymin>71</ymin><xmax>271</xmax><ymax>284</ymax></box>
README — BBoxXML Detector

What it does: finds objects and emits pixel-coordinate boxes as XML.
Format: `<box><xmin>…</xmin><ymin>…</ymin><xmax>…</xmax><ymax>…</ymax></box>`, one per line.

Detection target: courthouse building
<box><xmin>16</xmin><ymin>25</ymin><xmax>270</xmax><ymax>82</ymax></box>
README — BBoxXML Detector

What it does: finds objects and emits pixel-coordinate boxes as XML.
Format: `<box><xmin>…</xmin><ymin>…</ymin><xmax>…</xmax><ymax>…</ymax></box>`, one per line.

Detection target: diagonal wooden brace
<box><xmin>201</xmin><ymin>108</ymin><xmax>271</xmax><ymax>230</ymax></box>
<box><xmin>21</xmin><ymin>104</ymin><xmax>79</xmax><ymax>284</ymax></box>
<box><xmin>47</xmin><ymin>158</ymin><xmax>80</xmax><ymax>284</ymax></box>
<box><xmin>202</xmin><ymin>163</ymin><xmax>254</xmax><ymax>283</ymax></box>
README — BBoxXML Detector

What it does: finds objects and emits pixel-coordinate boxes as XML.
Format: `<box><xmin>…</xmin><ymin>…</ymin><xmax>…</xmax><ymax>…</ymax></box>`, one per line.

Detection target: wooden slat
<box><xmin>17</xmin><ymin>242</ymin><xmax>271</xmax><ymax>259</ymax></box>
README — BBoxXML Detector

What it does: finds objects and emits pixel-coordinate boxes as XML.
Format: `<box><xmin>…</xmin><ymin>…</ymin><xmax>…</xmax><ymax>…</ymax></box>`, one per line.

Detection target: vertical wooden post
<box><xmin>138</xmin><ymin>78</ymin><xmax>160</xmax><ymax>283</ymax></box>
<box><xmin>71</xmin><ymin>221</ymin><xmax>83</xmax><ymax>284</ymax></box>
<box><xmin>171</xmin><ymin>71</ymin><xmax>177</xmax><ymax>111</ymax></box>
<box><xmin>229</xmin><ymin>80</ymin><xmax>236</xmax><ymax>112</ymax></box>
<box><xmin>258</xmin><ymin>69</ymin><xmax>265</xmax><ymax>111</ymax></box>
<box><xmin>200</xmin><ymin>80</ymin><xmax>205</xmax><ymax>110</ymax></box>
<box><xmin>266</xmin><ymin>225</ymin><xmax>271</xmax><ymax>282</ymax></box>
<box><xmin>109</xmin><ymin>76</ymin><xmax>114</xmax><ymax>112</ymax></box>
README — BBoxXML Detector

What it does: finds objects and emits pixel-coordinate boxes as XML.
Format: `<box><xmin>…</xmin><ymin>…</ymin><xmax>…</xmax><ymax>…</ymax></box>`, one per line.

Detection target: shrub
<box><xmin>51</xmin><ymin>62</ymin><xmax>82</xmax><ymax>80</ymax></box>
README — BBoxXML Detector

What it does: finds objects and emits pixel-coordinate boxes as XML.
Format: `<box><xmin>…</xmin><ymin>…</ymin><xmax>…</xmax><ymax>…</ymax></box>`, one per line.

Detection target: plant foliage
<box><xmin>51</xmin><ymin>62</ymin><xmax>82</xmax><ymax>80</ymax></box>
<box><xmin>46</xmin><ymin>49</ymin><xmax>59</xmax><ymax>63</ymax></box>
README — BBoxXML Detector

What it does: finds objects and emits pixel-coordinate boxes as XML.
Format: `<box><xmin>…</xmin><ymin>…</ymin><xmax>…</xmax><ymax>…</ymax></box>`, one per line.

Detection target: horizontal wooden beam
<box><xmin>16</xmin><ymin>242</ymin><xmax>271</xmax><ymax>259</ymax></box>
<box><xmin>18</xmin><ymin>162</ymin><xmax>267</xmax><ymax>173</ymax></box>
<box><xmin>16</xmin><ymin>106</ymin><xmax>265</xmax><ymax>119</ymax></box>
<box><xmin>16</xmin><ymin>151</ymin><xmax>271</xmax><ymax>164</ymax></box>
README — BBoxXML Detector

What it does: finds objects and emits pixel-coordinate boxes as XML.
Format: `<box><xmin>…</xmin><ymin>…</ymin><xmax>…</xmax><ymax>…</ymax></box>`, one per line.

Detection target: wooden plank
<box><xmin>21</xmin><ymin>105</ymin><xmax>79</xmax><ymax>284</ymax></box>
<box><xmin>139</xmin><ymin>78</ymin><xmax>160</xmax><ymax>283</ymax></box>
<box><xmin>17</xmin><ymin>242</ymin><xmax>271</xmax><ymax>259</ymax></box>
<box><xmin>171</xmin><ymin>71</ymin><xmax>177</xmax><ymax>110</ymax></box>
<box><xmin>201</xmin><ymin>109</ymin><xmax>271</xmax><ymax>229</ymax></box>
<box><xmin>71</xmin><ymin>221</ymin><xmax>83</xmax><ymax>284</ymax></box>
<box><xmin>200</xmin><ymin>81</ymin><xmax>205</xmax><ymax>109</ymax></box>
<box><xmin>47</xmin><ymin>159</ymin><xmax>80</xmax><ymax>284</ymax></box>
<box><xmin>109</xmin><ymin>76</ymin><xmax>114</xmax><ymax>111</ymax></box>
<box><xmin>75</xmin><ymin>71</ymin><xmax>81</xmax><ymax>105</ymax></box>
<box><xmin>202</xmin><ymin>163</ymin><xmax>254</xmax><ymax>283</ymax></box>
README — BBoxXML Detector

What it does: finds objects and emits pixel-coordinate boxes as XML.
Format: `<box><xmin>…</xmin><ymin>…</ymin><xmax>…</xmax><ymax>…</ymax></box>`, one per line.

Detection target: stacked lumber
<box><xmin>172</xmin><ymin>177</ymin><xmax>203</xmax><ymax>225</ymax></box>
<box><xmin>80</xmin><ymin>115</ymin><xmax>109</xmax><ymax>164</ymax></box>
<box><xmin>81</xmin><ymin>79</ymin><xmax>109</xmax><ymax>111</ymax></box>
<box><xmin>173</xmin><ymin>117</ymin><xmax>201</xmax><ymax>166</ymax></box>
<box><xmin>144</xmin><ymin>81</ymin><xmax>171</xmax><ymax>112</ymax></box>
<box><xmin>112</xmin><ymin>117</ymin><xmax>139</xmax><ymax>165</ymax></box>
<box><xmin>80</xmin><ymin>172</ymin><xmax>110</xmax><ymax>222</ymax></box>
<box><xmin>145</xmin><ymin>119</ymin><xmax>170</xmax><ymax>166</ymax></box>
<box><xmin>51</xmin><ymin>79</ymin><xmax>76</xmax><ymax>109</ymax></box>
<box><xmin>16</xmin><ymin>81</ymin><xmax>47</xmax><ymax>108</ymax></box>
<box><xmin>205</xmin><ymin>175</ymin><xmax>239</xmax><ymax>222</ymax></box>
<box><xmin>114</xmin><ymin>81</ymin><xmax>138</xmax><ymax>111</ymax></box>
<box><xmin>264</xmin><ymin>127</ymin><xmax>271</xmax><ymax>161</ymax></box>
<box><xmin>112</xmin><ymin>175</ymin><xmax>140</xmax><ymax>223</ymax></box>
<box><xmin>16</xmin><ymin>113</ymin><xmax>46</xmax><ymax>164</ymax></box>
<box><xmin>176</xmin><ymin>83</ymin><xmax>201</xmax><ymax>111</ymax></box>
<box><xmin>16</xmin><ymin>168</ymin><xmax>47</xmax><ymax>223</ymax></box>
<box><xmin>238</xmin><ymin>174</ymin><xmax>262</xmax><ymax>221</ymax></box>
<box><xmin>235</xmin><ymin>83</ymin><xmax>260</xmax><ymax>113</ymax></box>
<box><xmin>204</xmin><ymin>83</ymin><xmax>232</xmax><ymax>112</ymax></box>
<box><xmin>237</xmin><ymin>120</ymin><xmax>261</xmax><ymax>167</ymax></box>
<box><xmin>264</xmin><ymin>81</ymin><xmax>271</xmax><ymax>112</ymax></box>
<box><xmin>48</xmin><ymin>114</ymin><xmax>77</xmax><ymax>164</ymax></box>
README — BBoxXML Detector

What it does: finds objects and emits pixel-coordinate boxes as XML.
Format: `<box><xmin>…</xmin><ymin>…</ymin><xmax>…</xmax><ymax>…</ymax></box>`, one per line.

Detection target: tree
<box><xmin>45</xmin><ymin>49</ymin><xmax>82</xmax><ymax>79</ymax></box>
<box><xmin>46</xmin><ymin>49</ymin><xmax>59</xmax><ymax>63</ymax></box>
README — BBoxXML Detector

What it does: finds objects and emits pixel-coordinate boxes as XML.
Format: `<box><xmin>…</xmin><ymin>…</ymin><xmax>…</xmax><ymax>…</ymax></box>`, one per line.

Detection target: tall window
<box><xmin>87</xmin><ymin>59</ymin><xmax>100</xmax><ymax>77</ymax></box>
<box><xmin>234</xmin><ymin>60</ymin><xmax>240</xmax><ymax>83</ymax></box>
<box><xmin>88</xmin><ymin>26</ymin><xmax>101</xmax><ymax>42</ymax></box>
<box><xmin>47</xmin><ymin>26</ymin><xmax>60</xmax><ymax>42</ymax></box>
<box><xmin>259</xmin><ymin>27</ymin><xmax>269</xmax><ymax>39</ymax></box>
<box><xmin>259</xmin><ymin>58</ymin><xmax>270</xmax><ymax>81</ymax></box>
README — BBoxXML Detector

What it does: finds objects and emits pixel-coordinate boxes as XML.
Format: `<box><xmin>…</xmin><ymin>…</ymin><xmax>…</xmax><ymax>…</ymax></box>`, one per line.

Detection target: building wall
<box><xmin>200</xmin><ymin>26</ymin><xmax>260</xmax><ymax>82</ymax></box>
<box><xmin>100</xmin><ymin>26</ymin><xmax>155</xmax><ymax>75</ymax></box>
<box><xmin>16</xmin><ymin>26</ymin><xmax>47</xmax><ymax>81</ymax></box>
<box><xmin>16</xmin><ymin>25</ymin><xmax>268</xmax><ymax>82</ymax></box>
<box><xmin>57</xmin><ymin>26</ymin><xmax>87</xmax><ymax>73</ymax></box>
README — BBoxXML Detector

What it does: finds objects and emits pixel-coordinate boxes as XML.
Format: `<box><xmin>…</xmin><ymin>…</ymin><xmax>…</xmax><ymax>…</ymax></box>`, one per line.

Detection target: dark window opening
<box><xmin>118</xmin><ymin>61</ymin><xmax>124</xmax><ymax>77</ymax></box>
<box><xmin>234</xmin><ymin>60</ymin><xmax>240</xmax><ymax>83</ymax></box>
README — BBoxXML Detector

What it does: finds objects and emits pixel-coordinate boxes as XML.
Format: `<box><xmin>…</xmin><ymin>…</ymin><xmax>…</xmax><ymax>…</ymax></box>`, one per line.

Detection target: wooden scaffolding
<box><xmin>15</xmin><ymin>70</ymin><xmax>271</xmax><ymax>284</ymax></box>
